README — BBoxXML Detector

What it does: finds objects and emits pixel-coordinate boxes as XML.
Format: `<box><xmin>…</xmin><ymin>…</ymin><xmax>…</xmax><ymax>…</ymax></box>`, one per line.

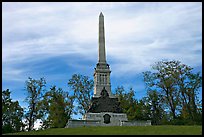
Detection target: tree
<box><xmin>68</xmin><ymin>74</ymin><xmax>94</xmax><ymax>115</ymax></box>
<box><xmin>145</xmin><ymin>90</ymin><xmax>166</xmax><ymax>125</ymax></box>
<box><xmin>115</xmin><ymin>86</ymin><xmax>137</xmax><ymax>120</ymax></box>
<box><xmin>39</xmin><ymin>86</ymin><xmax>75</xmax><ymax>128</ymax></box>
<box><xmin>2</xmin><ymin>89</ymin><xmax>24</xmax><ymax>134</ymax></box>
<box><xmin>171</xmin><ymin>62</ymin><xmax>202</xmax><ymax>124</ymax></box>
<box><xmin>24</xmin><ymin>77</ymin><xmax>46</xmax><ymax>131</ymax></box>
<box><xmin>135</xmin><ymin>98</ymin><xmax>151</xmax><ymax>121</ymax></box>
<box><xmin>115</xmin><ymin>86</ymin><xmax>152</xmax><ymax>121</ymax></box>
<box><xmin>143</xmin><ymin>60</ymin><xmax>202</xmax><ymax>124</ymax></box>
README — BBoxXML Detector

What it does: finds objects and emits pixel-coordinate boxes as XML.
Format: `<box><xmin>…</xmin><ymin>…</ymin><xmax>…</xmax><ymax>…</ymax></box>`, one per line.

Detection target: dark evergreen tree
<box><xmin>2</xmin><ymin>89</ymin><xmax>24</xmax><ymax>133</ymax></box>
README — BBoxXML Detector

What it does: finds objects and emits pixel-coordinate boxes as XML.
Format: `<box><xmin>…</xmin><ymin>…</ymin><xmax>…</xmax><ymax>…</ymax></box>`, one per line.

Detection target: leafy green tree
<box><xmin>115</xmin><ymin>86</ymin><xmax>152</xmax><ymax>121</ymax></box>
<box><xmin>24</xmin><ymin>77</ymin><xmax>46</xmax><ymax>131</ymax></box>
<box><xmin>36</xmin><ymin>94</ymin><xmax>50</xmax><ymax>130</ymax></box>
<box><xmin>143</xmin><ymin>60</ymin><xmax>202</xmax><ymax>124</ymax></box>
<box><xmin>39</xmin><ymin>86</ymin><xmax>75</xmax><ymax>128</ymax></box>
<box><xmin>171</xmin><ymin>62</ymin><xmax>202</xmax><ymax>124</ymax></box>
<box><xmin>143</xmin><ymin>61</ymin><xmax>180</xmax><ymax>119</ymax></box>
<box><xmin>115</xmin><ymin>86</ymin><xmax>137</xmax><ymax>120</ymax></box>
<box><xmin>68</xmin><ymin>74</ymin><xmax>94</xmax><ymax>115</ymax></box>
<box><xmin>2</xmin><ymin>89</ymin><xmax>24</xmax><ymax>133</ymax></box>
<box><xmin>135</xmin><ymin>98</ymin><xmax>151</xmax><ymax>121</ymax></box>
<box><xmin>145</xmin><ymin>90</ymin><xmax>166</xmax><ymax>125</ymax></box>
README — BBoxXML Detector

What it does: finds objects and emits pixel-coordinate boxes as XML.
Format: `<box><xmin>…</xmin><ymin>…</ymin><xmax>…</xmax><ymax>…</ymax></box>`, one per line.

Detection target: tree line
<box><xmin>2</xmin><ymin>60</ymin><xmax>202</xmax><ymax>134</ymax></box>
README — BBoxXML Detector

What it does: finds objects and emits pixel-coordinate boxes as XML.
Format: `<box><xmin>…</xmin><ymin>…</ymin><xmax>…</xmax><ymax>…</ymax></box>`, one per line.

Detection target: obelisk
<box><xmin>93</xmin><ymin>12</ymin><xmax>113</xmax><ymax>98</ymax></box>
<box><xmin>98</xmin><ymin>12</ymin><xmax>106</xmax><ymax>63</ymax></box>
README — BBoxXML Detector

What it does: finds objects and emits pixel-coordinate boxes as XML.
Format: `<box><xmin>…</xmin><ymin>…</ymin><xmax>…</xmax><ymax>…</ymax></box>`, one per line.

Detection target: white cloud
<box><xmin>104</xmin><ymin>2</ymin><xmax>202</xmax><ymax>75</ymax></box>
<box><xmin>2</xmin><ymin>67</ymin><xmax>26</xmax><ymax>82</ymax></box>
<box><xmin>2</xmin><ymin>2</ymin><xmax>202</xmax><ymax>79</ymax></box>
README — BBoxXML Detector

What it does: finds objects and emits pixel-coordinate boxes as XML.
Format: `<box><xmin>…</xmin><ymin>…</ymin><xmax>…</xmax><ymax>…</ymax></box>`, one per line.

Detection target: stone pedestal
<box><xmin>83</xmin><ymin>112</ymin><xmax>128</xmax><ymax>126</ymax></box>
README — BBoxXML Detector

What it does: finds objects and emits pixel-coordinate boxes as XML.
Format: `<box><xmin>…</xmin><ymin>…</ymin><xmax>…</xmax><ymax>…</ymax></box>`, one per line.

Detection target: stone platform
<box><xmin>66</xmin><ymin>112</ymin><xmax>128</xmax><ymax>128</ymax></box>
<box><xmin>83</xmin><ymin>112</ymin><xmax>128</xmax><ymax>126</ymax></box>
<box><xmin>66</xmin><ymin>112</ymin><xmax>151</xmax><ymax>128</ymax></box>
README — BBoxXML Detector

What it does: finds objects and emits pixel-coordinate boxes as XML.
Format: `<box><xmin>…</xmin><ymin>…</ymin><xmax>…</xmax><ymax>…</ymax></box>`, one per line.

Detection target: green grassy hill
<box><xmin>4</xmin><ymin>125</ymin><xmax>202</xmax><ymax>135</ymax></box>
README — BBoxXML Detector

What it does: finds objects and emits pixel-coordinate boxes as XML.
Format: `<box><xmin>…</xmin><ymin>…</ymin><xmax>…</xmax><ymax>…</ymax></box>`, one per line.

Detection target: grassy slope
<box><xmin>5</xmin><ymin>125</ymin><xmax>202</xmax><ymax>135</ymax></box>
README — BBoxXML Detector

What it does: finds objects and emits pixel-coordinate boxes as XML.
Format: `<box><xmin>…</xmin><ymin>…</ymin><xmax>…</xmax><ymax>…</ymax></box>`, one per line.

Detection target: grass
<box><xmin>4</xmin><ymin>125</ymin><xmax>202</xmax><ymax>135</ymax></box>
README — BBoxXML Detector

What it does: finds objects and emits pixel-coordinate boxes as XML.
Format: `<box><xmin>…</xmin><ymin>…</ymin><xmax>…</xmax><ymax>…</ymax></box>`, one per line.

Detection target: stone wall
<box><xmin>121</xmin><ymin>120</ymin><xmax>151</xmax><ymax>126</ymax></box>
<box><xmin>66</xmin><ymin>119</ymin><xmax>151</xmax><ymax>128</ymax></box>
<box><xmin>66</xmin><ymin>120</ymin><xmax>101</xmax><ymax>128</ymax></box>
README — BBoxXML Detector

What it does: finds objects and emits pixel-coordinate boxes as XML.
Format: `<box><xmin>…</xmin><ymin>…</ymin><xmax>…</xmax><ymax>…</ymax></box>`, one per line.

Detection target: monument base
<box><xmin>66</xmin><ymin>112</ymin><xmax>128</xmax><ymax>128</ymax></box>
<box><xmin>65</xmin><ymin>112</ymin><xmax>151</xmax><ymax>128</ymax></box>
<box><xmin>83</xmin><ymin>112</ymin><xmax>128</xmax><ymax>126</ymax></box>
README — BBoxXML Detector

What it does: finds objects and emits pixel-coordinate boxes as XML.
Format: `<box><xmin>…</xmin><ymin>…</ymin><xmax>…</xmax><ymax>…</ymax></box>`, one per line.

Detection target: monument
<box><xmin>82</xmin><ymin>12</ymin><xmax>128</xmax><ymax>126</ymax></box>
<box><xmin>66</xmin><ymin>13</ymin><xmax>151</xmax><ymax>128</ymax></box>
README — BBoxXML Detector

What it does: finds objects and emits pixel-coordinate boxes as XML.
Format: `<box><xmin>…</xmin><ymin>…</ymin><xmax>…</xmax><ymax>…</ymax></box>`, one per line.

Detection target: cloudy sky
<box><xmin>2</xmin><ymin>2</ymin><xmax>202</xmax><ymax>119</ymax></box>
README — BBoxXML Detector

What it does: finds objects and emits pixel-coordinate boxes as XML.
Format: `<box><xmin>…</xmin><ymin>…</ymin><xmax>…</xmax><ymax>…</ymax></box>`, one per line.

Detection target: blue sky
<box><xmin>2</xmin><ymin>2</ymin><xmax>202</xmax><ymax>120</ymax></box>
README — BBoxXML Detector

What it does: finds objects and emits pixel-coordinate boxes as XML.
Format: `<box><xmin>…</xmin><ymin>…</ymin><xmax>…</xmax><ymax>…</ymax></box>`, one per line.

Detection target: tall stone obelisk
<box><xmin>98</xmin><ymin>12</ymin><xmax>106</xmax><ymax>63</ymax></box>
<box><xmin>93</xmin><ymin>12</ymin><xmax>113</xmax><ymax>98</ymax></box>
